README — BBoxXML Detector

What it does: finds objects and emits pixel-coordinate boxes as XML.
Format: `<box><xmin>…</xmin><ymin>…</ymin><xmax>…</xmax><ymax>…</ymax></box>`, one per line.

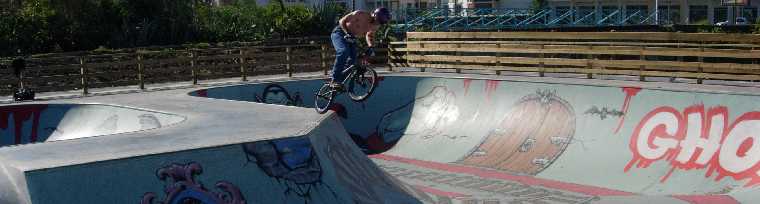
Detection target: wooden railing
<box><xmin>0</xmin><ymin>43</ymin><xmax>390</xmax><ymax>95</ymax></box>
<box><xmin>389</xmin><ymin>32</ymin><xmax>760</xmax><ymax>83</ymax></box>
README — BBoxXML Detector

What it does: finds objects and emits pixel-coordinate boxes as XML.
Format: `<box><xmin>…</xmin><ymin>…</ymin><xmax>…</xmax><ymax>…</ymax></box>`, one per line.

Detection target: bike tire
<box><xmin>347</xmin><ymin>68</ymin><xmax>378</xmax><ymax>101</ymax></box>
<box><xmin>314</xmin><ymin>83</ymin><xmax>335</xmax><ymax>114</ymax></box>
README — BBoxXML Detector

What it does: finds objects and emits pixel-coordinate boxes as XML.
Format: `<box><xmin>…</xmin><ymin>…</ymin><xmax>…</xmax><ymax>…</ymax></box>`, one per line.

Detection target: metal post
<box><xmin>655</xmin><ymin>0</ymin><xmax>659</xmax><ymax>24</ymax></box>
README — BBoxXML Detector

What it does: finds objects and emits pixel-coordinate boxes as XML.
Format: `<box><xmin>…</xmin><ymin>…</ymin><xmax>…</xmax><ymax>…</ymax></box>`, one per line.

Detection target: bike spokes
<box><xmin>347</xmin><ymin>68</ymin><xmax>377</xmax><ymax>101</ymax></box>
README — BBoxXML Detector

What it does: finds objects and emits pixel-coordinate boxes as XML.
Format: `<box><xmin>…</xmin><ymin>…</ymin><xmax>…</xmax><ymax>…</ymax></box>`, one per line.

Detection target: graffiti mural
<box><xmin>93</xmin><ymin>115</ymin><xmax>119</xmax><ymax>135</ymax></box>
<box><xmin>253</xmin><ymin>84</ymin><xmax>348</xmax><ymax>118</ymax></box>
<box><xmin>242</xmin><ymin>136</ymin><xmax>339</xmax><ymax>201</ymax></box>
<box><xmin>139</xmin><ymin>114</ymin><xmax>163</xmax><ymax>129</ymax></box>
<box><xmin>460</xmin><ymin>89</ymin><xmax>575</xmax><ymax>175</ymax></box>
<box><xmin>365</xmin><ymin>86</ymin><xmax>463</xmax><ymax>152</ymax></box>
<box><xmin>615</xmin><ymin>87</ymin><xmax>642</xmax><ymax>133</ymax></box>
<box><xmin>141</xmin><ymin>162</ymin><xmax>246</xmax><ymax>204</ymax></box>
<box><xmin>625</xmin><ymin>104</ymin><xmax>760</xmax><ymax>187</ymax></box>
<box><xmin>0</xmin><ymin>104</ymin><xmax>48</xmax><ymax>145</ymax></box>
<box><xmin>253</xmin><ymin>84</ymin><xmax>303</xmax><ymax>107</ymax></box>
<box><xmin>585</xmin><ymin>106</ymin><xmax>624</xmax><ymax>120</ymax></box>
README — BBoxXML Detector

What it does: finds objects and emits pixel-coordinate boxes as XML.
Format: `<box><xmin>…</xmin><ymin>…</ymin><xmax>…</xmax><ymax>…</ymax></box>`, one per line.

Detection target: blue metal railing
<box><xmin>391</xmin><ymin>8</ymin><xmax>669</xmax><ymax>32</ymax></box>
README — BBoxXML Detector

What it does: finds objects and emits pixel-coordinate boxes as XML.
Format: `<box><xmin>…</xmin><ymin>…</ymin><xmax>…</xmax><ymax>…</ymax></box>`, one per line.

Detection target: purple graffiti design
<box><xmin>141</xmin><ymin>162</ymin><xmax>245</xmax><ymax>204</ymax></box>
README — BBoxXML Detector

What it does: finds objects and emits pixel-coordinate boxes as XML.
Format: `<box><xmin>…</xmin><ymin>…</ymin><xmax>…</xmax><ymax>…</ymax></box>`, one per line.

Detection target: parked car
<box><xmin>716</xmin><ymin>17</ymin><xmax>748</xmax><ymax>26</ymax></box>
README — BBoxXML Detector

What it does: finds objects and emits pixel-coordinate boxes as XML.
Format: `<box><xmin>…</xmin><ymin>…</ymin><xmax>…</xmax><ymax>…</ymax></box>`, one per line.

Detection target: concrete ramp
<box><xmin>196</xmin><ymin>75</ymin><xmax>760</xmax><ymax>203</ymax></box>
<box><xmin>0</xmin><ymin>111</ymin><xmax>420</xmax><ymax>204</ymax></box>
<box><xmin>0</xmin><ymin>104</ymin><xmax>185</xmax><ymax>146</ymax></box>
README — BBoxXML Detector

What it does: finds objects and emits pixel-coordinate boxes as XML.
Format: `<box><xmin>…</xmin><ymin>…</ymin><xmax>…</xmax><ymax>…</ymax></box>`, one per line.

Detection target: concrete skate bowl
<box><xmin>0</xmin><ymin>104</ymin><xmax>185</xmax><ymax>147</ymax></box>
<box><xmin>191</xmin><ymin>76</ymin><xmax>760</xmax><ymax>203</ymax></box>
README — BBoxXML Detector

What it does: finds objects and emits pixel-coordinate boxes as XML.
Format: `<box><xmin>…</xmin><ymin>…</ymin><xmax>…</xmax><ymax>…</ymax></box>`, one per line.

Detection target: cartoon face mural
<box><xmin>141</xmin><ymin>162</ymin><xmax>246</xmax><ymax>204</ymax></box>
<box><xmin>243</xmin><ymin>137</ymin><xmax>322</xmax><ymax>185</ymax></box>
<box><xmin>460</xmin><ymin>89</ymin><xmax>576</xmax><ymax>175</ymax></box>
<box><xmin>242</xmin><ymin>136</ymin><xmax>339</xmax><ymax>201</ymax></box>
<box><xmin>254</xmin><ymin>84</ymin><xmax>303</xmax><ymax>107</ymax></box>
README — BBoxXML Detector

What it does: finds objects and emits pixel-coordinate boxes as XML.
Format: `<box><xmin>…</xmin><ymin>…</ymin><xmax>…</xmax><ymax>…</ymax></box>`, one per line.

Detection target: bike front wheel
<box><xmin>314</xmin><ymin>83</ymin><xmax>336</xmax><ymax>114</ymax></box>
<box><xmin>346</xmin><ymin>68</ymin><xmax>378</xmax><ymax>101</ymax></box>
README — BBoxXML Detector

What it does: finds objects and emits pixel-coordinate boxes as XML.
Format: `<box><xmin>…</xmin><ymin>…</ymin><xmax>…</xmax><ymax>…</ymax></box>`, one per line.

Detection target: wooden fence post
<box><xmin>137</xmin><ymin>51</ymin><xmax>145</xmax><ymax>90</ymax></box>
<box><xmin>454</xmin><ymin>43</ymin><xmax>460</xmax><ymax>73</ymax></box>
<box><xmin>405</xmin><ymin>41</ymin><xmax>411</xmax><ymax>71</ymax></box>
<box><xmin>190</xmin><ymin>49</ymin><xmax>198</xmax><ymax>85</ymax></box>
<box><xmin>538</xmin><ymin>44</ymin><xmax>545</xmax><ymax>77</ymax></box>
<box><xmin>286</xmin><ymin>47</ymin><xmax>292</xmax><ymax>77</ymax></box>
<box><xmin>240</xmin><ymin>49</ymin><xmax>247</xmax><ymax>81</ymax></box>
<box><xmin>319</xmin><ymin>44</ymin><xmax>327</xmax><ymax>76</ymax></box>
<box><xmin>639</xmin><ymin>46</ymin><xmax>646</xmax><ymax>82</ymax></box>
<box><xmin>672</xmin><ymin>41</ymin><xmax>682</xmax><ymax>83</ymax></box>
<box><xmin>495</xmin><ymin>44</ymin><xmax>502</xmax><ymax>75</ymax></box>
<box><xmin>79</xmin><ymin>56</ymin><xmax>88</xmax><ymax>95</ymax></box>
<box><xmin>587</xmin><ymin>51</ymin><xmax>594</xmax><ymax>79</ymax></box>
<box><xmin>250</xmin><ymin>49</ymin><xmax>256</xmax><ymax>77</ymax></box>
<box><xmin>387</xmin><ymin>43</ymin><xmax>393</xmax><ymax>72</ymax></box>
<box><xmin>321</xmin><ymin>44</ymin><xmax>328</xmax><ymax>75</ymax></box>
<box><xmin>420</xmin><ymin>43</ymin><xmax>428</xmax><ymax>72</ymax></box>
<box><xmin>697</xmin><ymin>44</ymin><xmax>704</xmax><ymax>84</ymax></box>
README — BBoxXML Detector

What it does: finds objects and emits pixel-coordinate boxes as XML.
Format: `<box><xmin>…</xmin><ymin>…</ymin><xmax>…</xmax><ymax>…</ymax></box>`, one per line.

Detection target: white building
<box><xmin>228</xmin><ymin>0</ymin><xmax>757</xmax><ymax>24</ymax></box>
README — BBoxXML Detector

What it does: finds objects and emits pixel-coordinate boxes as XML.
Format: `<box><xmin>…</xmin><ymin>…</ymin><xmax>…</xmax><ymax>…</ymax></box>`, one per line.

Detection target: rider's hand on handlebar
<box><xmin>364</xmin><ymin>47</ymin><xmax>376</xmax><ymax>57</ymax></box>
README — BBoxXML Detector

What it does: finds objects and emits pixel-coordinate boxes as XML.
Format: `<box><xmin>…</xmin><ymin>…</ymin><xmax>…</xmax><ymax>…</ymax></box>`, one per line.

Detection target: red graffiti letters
<box><xmin>625</xmin><ymin>105</ymin><xmax>760</xmax><ymax>186</ymax></box>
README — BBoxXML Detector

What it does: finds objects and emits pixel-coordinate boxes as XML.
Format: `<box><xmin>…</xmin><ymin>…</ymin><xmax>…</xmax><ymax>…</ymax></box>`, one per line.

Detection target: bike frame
<box><xmin>330</xmin><ymin>50</ymin><xmax>370</xmax><ymax>89</ymax></box>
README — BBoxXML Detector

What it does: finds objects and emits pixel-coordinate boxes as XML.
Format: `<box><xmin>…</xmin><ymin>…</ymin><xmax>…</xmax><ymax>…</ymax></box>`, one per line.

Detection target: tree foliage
<box><xmin>0</xmin><ymin>0</ymin><xmax>346</xmax><ymax>56</ymax></box>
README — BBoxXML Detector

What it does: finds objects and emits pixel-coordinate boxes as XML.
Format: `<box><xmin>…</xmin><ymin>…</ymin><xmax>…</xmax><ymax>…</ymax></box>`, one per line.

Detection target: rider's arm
<box><xmin>338</xmin><ymin>13</ymin><xmax>351</xmax><ymax>35</ymax></box>
<box><xmin>365</xmin><ymin>30</ymin><xmax>375</xmax><ymax>47</ymax></box>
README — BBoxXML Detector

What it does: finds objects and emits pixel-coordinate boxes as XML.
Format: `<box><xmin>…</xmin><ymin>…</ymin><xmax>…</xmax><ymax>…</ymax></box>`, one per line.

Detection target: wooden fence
<box><xmin>389</xmin><ymin>32</ymin><xmax>760</xmax><ymax>83</ymax></box>
<box><xmin>0</xmin><ymin>44</ymin><xmax>390</xmax><ymax>95</ymax></box>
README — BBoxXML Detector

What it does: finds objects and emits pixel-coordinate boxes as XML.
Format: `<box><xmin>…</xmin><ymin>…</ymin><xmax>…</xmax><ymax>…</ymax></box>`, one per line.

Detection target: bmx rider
<box><xmin>329</xmin><ymin>7</ymin><xmax>391</xmax><ymax>89</ymax></box>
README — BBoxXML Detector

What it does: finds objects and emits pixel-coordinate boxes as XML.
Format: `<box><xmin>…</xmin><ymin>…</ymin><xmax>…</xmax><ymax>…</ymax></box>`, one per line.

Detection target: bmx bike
<box><xmin>314</xmin><ymin>53</ymin><xmax>378</xmax><ymax>114</ymax></box>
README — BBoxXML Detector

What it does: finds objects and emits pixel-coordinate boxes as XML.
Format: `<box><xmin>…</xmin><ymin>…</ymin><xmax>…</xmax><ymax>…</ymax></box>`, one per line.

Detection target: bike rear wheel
<box><xmin>314</xmin><ymin>83</ymin><xmax>335</xmax><ymax>114</ymax></box>
<box><xmin>346</xmin><ymin>68</ymin><xmax>377</xmax><ymax>101</ymax></box>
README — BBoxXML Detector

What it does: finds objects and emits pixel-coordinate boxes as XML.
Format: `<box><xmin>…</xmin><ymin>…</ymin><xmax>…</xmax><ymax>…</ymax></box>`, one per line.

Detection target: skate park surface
<box><xmin>1</xmin><ymin>72</ymin><xmax>760</xmax><ymax>203</ymax></box>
